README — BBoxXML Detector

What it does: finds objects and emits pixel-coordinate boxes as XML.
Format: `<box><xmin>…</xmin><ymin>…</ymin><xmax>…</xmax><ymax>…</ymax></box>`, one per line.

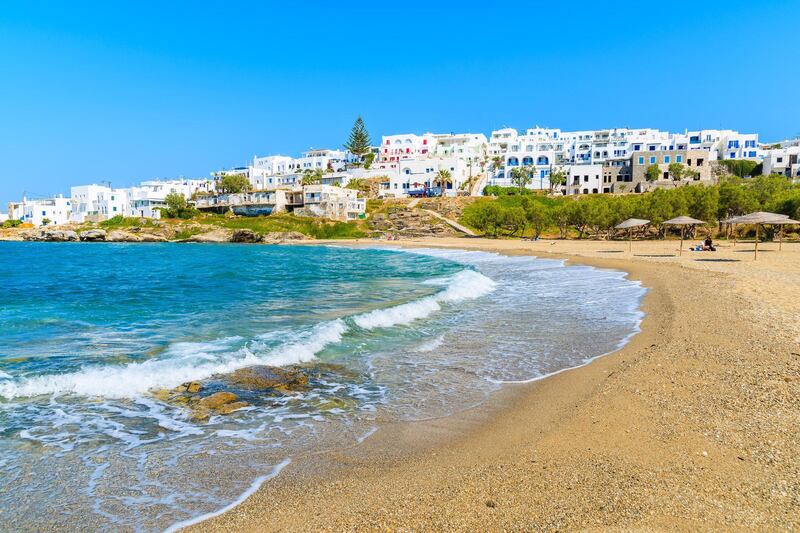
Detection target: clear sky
<box><xmin>1</xmin><ymin>0</ymin><xmax>799</xmax><ymax>208</ymax></box>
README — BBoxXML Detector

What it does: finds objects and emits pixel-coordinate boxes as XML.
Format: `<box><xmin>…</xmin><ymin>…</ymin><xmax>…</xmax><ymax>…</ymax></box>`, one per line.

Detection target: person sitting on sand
<box><xmin>703</xmin><ymin>236</ymin><xmax>716</xmax><ymax>252</ymax></box>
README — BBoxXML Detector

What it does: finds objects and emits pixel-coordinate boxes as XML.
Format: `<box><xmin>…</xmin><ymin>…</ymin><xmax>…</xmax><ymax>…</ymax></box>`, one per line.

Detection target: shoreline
<box><xmin>184</xmin><ymin>237</ymin><xmax>800</xmax><ymax>531</ymax></box>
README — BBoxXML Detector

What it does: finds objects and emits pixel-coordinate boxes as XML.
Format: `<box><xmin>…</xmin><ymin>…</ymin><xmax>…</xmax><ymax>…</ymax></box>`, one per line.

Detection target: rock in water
<box><xmin>224</xmin><ymin>366</ymin><xmax>310</xmax><ymax>392</ymax></box>
<box><xmin>198</xmin><ymin>391</ymin><xmax>239</xmax><ymax>409</ymax></box>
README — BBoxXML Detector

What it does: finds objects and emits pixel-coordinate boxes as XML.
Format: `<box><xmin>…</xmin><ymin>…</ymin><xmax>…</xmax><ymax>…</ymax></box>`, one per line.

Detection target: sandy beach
<box><xmin>177</xmin><ymin>236</ymin><xmax>799</xmax><ymax>531</ymax></box>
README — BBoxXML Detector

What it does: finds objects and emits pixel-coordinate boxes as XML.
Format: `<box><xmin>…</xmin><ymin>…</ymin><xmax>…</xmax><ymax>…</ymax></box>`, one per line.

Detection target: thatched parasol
<box><xmin>663</xmin><ymin>216</ymin><xmax>706</xmax><ymax>256</ymax></box>
<box><xmin>615</xmin><ymin>218</ymin><xmax>650</xmax><ymax>252</ymax></box>
<box><xmin>729</xmin><ymin>211</ymin><xmax>790</xmax><ymax>259</ymax></box>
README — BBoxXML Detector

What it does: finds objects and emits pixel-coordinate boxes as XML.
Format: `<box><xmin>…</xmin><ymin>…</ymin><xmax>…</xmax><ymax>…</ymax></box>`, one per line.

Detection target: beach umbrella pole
<box><xmin>755</xmin><ymin>224</ymin><xmax>759</xmax><ymax>260</ymax></box>
<box><xmin>679</xmin><ymin>226</ymin><xmax>684</xmax><ymax>256</ymax></box>
<box><xmin>629</xmin><ymin>228</ymin><xmax>632</xmax><ymax>252</ymax></box>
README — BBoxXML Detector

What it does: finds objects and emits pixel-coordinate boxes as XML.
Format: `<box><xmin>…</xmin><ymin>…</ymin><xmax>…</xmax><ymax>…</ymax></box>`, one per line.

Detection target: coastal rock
<box><xmin>79</xmin><ymin>229</ymin><xmax>107</xmax><ymax>242</ymax></box>
<box><xmin>230</xmin><ymin>229</ymin><xmax>263</xmax><ymax>243</ymax></box>
<box><xmin>138</xmin><ymin>233</ymin><xmax>167</xmax><ymax>242</ymax></box>
<box><xmin>197</xmin><ymin>391</ymin><xmax>239</xmax><ymax>409</ymax></box>
<box><xmin>173</xmin><ymin>381</ymin><xmax>202</xmax><ymax>394</ymax></box>
<box><xmin>224</xmin><ymin>365</ymin><xmax>310</xmax><ymax>392</ymax></box>
<box><xmin>217</xmin><ymin>401</ymin><xmax>249</xmax><ymax>415</ymax></box>
<box><xmin>107</xmin><ymin>230</ymin><xmax>144</xmax><ymax>242</ymax></box>
<box><xmin>22</xmin><ymin>229</ymin><xmax>80</xmax><ymax>242</ymax></box>
<box><xmin>185</xmin><ymin>229</ymin><xmax>232</xmax><ymax>243</ymax></box>
<box><xmin>263</xmin><ymin>231</ymin><xmax>306</xmax><ymax>243</ymax></box>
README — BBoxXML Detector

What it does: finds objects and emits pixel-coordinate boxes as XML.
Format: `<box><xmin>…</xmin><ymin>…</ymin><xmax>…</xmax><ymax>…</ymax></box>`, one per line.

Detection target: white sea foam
<box><xmin>0</xmin><ymin>371</ymin><xmax>11</xmax><ymax>380</ymax></box>
<box><xmin>163</xmin><ymin>458</ymin><xmax>291</xmax><ymax>533</ymax></box>
<box><xmin>413</xmin><ymin>335</ymin><xmax>445</xmax><ymax>353</ymax></box>
<box><xmin>353</xmin><ymin>269</ymin><xmax>495</xmax><ymax>330</ymax></box>
<box><xmin>0</xmin><ymin>321</ymin><xmax>347</xmax><ymax>400</ymax></box>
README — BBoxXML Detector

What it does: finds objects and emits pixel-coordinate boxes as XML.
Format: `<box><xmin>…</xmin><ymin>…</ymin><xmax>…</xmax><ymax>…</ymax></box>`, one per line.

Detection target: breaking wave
<box><xmin>0</xmin><ymin>269</ymin><xmax>493</xmax><ymax>401</ymax></box>
<box><xmin>353</xmin><ymin>269</ymin><xmax>495</xmax><ymax>330</ymax></box>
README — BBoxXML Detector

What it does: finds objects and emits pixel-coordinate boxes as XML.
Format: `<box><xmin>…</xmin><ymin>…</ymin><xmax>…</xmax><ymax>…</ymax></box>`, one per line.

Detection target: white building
<box><xmin>300</xmin><ymin>184</ymin><xmax>365</xmax><ymax>221</ymax></box>
<box><xmin>14</xmin><ymin>195</ymin><xmax>72</xmax><ymax>226</ymax></box>
<box><xmin>70</xmin><ymin>185</ymin><xmax>129</xmax><ymax>222</ymax></box>
<box><xmin>0</xmin><ymin>213</ymin><xmax>8</xmax><ymax>224</ymax></box>
<box><xmin>762</xmin><ymin>146</ymin><xmax>800</xmax><ymax>178</ymax></box>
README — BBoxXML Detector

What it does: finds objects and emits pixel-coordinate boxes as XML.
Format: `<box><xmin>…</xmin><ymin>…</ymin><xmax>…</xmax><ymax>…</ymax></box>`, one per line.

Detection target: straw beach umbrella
<box><xmin>615</xmin><ymin>218</ymin><xmax>650</xmax><ymax>252</ymax></box>
<box><xmin>730</xmin><ymin>212</ymin><xmax>789</xmax><ymax>260</ymax></box>
<box><xmin>768</xmin><ymin>217</ymin><xmax>799</xmax><ymax>251</ymax></box>
<box><xmin>663</xmin><ymin>216</ymin><xmax>706</xmax><ymax>256</ymax></box>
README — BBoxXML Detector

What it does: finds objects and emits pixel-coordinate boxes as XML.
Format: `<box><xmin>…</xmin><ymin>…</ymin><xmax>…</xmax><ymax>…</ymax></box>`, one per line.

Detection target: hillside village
<box><xmin>3</xmin><ymin>118</ymin><xmax>799</xmax><ymax>238</ymax></box>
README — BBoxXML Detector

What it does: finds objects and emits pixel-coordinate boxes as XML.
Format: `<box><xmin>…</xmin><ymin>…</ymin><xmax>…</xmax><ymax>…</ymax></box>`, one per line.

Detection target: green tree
<box><xmin>344</xmin><ymin>116</ymin><xmax>372</xmax><ymax>157</ymax></box>
<box><xmin>42</xmin><ymin>218</ymin><xmax>51</xmax><ymax>226</ymax></box>
<box><xmin>160</xmin><ymin>192</ymin><xmax>198</xmax><ymax>219</ymax></box>
<box><xmin>435</xmin><ymin>169</ymin><xmax>452</xmax><ymax>197</ymax></box>
<box><xmin>301</xmin><ymin>168</ymin><xmax>324</xmax><ymax>186</ymax></box>
<box><xmin>667</xmin><ymin>162</ymin><xmax>685</xmax><ymax>186</ymax></box>
<box><xmin>548</xmin><ymin>166</ymin><xmax>567</xmax><ymax>193</ymax></box>
<box><xmin>509</xmin><ymin>166</ymin><xmax>532</xmax><ymax>192</ymax></box>
<box><xmin>645</xmin><ymin>164</ymin><xmax>661</xmax><ymax>182</ymax></box>
<box><xmin>521</xmin><ymin>197</ymin><xmax>551</xmax><ymax>239</ymax></box>
<box><xmin>217</xmin><ymin>173</ymin><xmax>250</xmax><ymax>194</ymax></box>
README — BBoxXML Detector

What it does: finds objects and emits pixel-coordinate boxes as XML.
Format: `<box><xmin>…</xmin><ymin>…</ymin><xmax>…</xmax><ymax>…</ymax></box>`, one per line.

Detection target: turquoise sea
<box><xmin>0</xmin><ymin>242</ymin><xmax>645</xmax><ymax>531</ymax></box>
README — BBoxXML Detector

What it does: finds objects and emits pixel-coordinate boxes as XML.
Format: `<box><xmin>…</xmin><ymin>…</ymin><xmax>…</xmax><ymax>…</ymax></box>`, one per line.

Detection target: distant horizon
<box><xmin>2</xmin><ymin>0</ymin><xmax>799</xmax><ymax>208</ymax></box>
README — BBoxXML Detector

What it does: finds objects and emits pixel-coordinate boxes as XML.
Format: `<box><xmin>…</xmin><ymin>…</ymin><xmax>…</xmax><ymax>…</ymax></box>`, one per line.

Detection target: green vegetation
<box><xmin>509</xmin><ymin>167</ymin><xmax>532</xmax><ymax>192</ymax></box>
<box><xmin>200</xmin><ymin>213</ymin><xmax>366</xmax><ymax>239</ymax></box>
<box><xmin>2</xmin><ymin>219</ymin><xmax>22</xmax><ymax>228</ymax></box>
<box><xmin>461</xmin><ymin>174</ymin><xmax>800</xmax><ymax>239</ymax></box>
<box><xmin>159</xmin><ymin>192</ymin><xmax>198</xmax><ymax>219</ymax></box>
<box><xmin>99</xmin><ymin>215</ymin><xmax>160</xmax><ymax>229</ymax></box>
<box><xmin>435</xmin><ymin>169</ymin><xmax>452</xmax><ymax>196</ymax></box>
<box><xmin>217</xmin><ymin>173</ymin><xmax>250</xmax><ymax>194</ymax></box>
<box><xmin>645</xmin><ymin>163</ymin><xmax>661</xmax><ymax>182</ymax></box>
<box><xmin>362</xmin><ymin>152</ymin><xmax>376</xmax><ymax>169</ymax></box>
<box><xmin>719</xmin><ymin>159</ymin><xmax>760</xmax><ymax>178</ymax></box>
<box><xmin>301</xmin><ymin>168</ymin><xmax>325</xmax><ymax>185</ymax></box>
<box><xmin>41</xmin><ymin>218</ymin><xmax>52</xmax><ymax>226</ymax></box>
<box><xmin>344</xmin><ymin>116</ymin><xmax>372</xmax><ymax>158</ymax></box>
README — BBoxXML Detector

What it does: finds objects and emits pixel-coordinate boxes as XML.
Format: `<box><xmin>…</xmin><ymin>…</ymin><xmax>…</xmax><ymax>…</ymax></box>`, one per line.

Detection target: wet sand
<box><xmin>189</xmin><ymin>237</ymin><xmax>800</xmax><ymax>531</ymax></box>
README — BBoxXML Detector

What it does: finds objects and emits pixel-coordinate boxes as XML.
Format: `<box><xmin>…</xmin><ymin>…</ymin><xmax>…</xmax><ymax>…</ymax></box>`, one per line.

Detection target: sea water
<box><xmin>0</xmin><ymin>242</ymin><xmax>645</xmax><ymax>531</ymax></box>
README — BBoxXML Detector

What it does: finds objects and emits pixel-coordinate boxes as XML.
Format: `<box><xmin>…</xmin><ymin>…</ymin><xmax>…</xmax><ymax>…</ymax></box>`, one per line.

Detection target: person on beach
<box><xmin>703</xmin><ymin>236</ymin><xmax>716</xmax><ymax>251</ymax></box>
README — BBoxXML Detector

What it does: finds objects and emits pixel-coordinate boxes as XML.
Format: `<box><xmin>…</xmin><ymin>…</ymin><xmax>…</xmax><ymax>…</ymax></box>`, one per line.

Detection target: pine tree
<box><xmin>344</xmin><ymin>116</ymin><xmax>372</xmax><ymax>156</ymax></box>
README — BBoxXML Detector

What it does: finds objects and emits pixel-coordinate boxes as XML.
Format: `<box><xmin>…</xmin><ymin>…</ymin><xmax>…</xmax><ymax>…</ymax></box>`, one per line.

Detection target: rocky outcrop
<box><xmin>223</xmin><ymin>366</ymin><xmax>310</xmax><ymax>393</ymax></box>
<box><xmin>183</xmin><ymin>229</ymin><xmax>232</xmax><ymax>243</ymax></box>
<box><xmin>107</xmin><ymin>230</ymin><xmax>143</xmax><ymax>242</ymax></box>
<box><xmin>230</xmin><ymin>229</ymin><xmax>263</xmax><ymax>243</ymax></box>
<box><xmin>21</xmin><ymin>229</ymin><xmax>80</xmax><ymax>242</ymax></box>
<box><xmin>369</xmin><ymin>208</ymin><xmax>459</xmax><ymax>238</ymax></box>
<box><xmin>79</xmin><ymin>229</ymin><xmax>107</xmax><ymax>241</ymax></box>
<box><xmin>262</xmin><ymin>231</ymin><xmax>306</xmax><ymax>243</ymax></box>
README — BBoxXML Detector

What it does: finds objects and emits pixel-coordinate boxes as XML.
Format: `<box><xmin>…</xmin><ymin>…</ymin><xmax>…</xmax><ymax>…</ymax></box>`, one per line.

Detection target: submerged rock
<box><xmin>224</xmin><ymin>365</ymin><xmax>310</xmax><ymax>392</ymax></box>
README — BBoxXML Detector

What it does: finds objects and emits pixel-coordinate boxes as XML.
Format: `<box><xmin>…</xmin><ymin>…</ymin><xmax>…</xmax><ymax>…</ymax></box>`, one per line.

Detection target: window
<box><xmin>113</xmin><ymin>207</ymin><xmax>117</xmax><ymax>212</ymax></box>
<box><xmin>649</xmin><ymin>145</ymin><xmax>656</xmax><ymax>151</ymax></box>
<box><xmin>777</xmin><ymin>157</ymin><xmax>784</xmax><ymax>163</ymax></box>
<box><xmin>697</xmin><ymin>159</ymin><xmax>704</xmax><ymax>166</ymax></box>
<box><xmin>676</xmin><ymin>155</ymin><xmax>683</xmax><ymax>163</ymax></box>
<box><xmin>664</xmin><ymin>156</ymin><xmax>671</xmax><ymax>164</ymax></box>
<box><xmin>633</xmin><ymin>144</ymin><xmax>641</xmax><ymax>151</ymax></box>
<box><xmin>749</xmin><ymin>151</ymin><xmax>756</xmax><ymax>157</ymax></box>
<box><xmin>730</xmin><ymin>152</ymin><xmax>736</xmax><ymax>158</ymax></box>
<box><xmin>649</xmin><ymin>157</ymin><xmax>656</xmax><ymax>164</ymax></box>
<box><xmin>638</xmin><ymin>156</ymin><xmax>645</xmax><ymax>165</ymax></box>
<box><xmin>583</xmin><ymin>175</ymin><xmax>589</xmax><ymax>182</ymax></box>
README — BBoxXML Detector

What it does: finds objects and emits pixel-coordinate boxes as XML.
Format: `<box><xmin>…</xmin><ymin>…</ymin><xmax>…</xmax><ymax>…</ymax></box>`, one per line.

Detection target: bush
<box><xmin>159</xmin><ymin>193</ymin><xmax>198</xmax><ymax>219</ymax></box>
<box><xmin>2</xmin><ymin>219</ymin><xmax>22</xmax><ymax>228</ymax></box>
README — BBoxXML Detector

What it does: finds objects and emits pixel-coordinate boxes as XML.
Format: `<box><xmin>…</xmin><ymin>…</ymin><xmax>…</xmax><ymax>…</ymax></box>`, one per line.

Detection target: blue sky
<box><xmin>1</xmin><ymin>0</ymin><xmax>799</xmax><ymax>208</ymax></box>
